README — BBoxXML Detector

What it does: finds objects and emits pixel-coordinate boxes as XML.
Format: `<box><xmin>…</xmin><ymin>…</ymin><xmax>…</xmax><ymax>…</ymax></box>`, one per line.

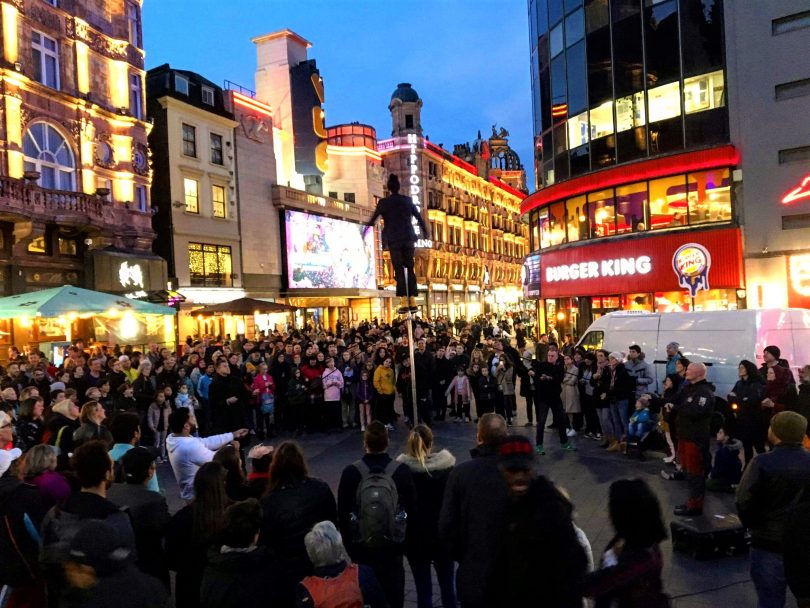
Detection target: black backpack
<box><xmin>350</xmin><ymin>460</ymin><xmax>406</xmax><ymax>549</ymax></box>
<box><xmin>0</xmin><ymin>483</ymin><xmax>40</xmax><ymax>586</ymax></box>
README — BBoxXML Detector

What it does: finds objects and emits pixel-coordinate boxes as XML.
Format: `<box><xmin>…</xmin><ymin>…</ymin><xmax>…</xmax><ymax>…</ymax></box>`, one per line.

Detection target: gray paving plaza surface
<box><xmin>157</xmin><ymin>402</ymin><xmax>791</xmax><ymax>608</ymax></box>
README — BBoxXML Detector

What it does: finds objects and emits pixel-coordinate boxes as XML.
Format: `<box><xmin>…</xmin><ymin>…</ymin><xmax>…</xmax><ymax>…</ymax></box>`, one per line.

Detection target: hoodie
<box><xmin>166</xmin><ymin>432</ymin><xmax>234</xmax><ymax>501</ymax></box>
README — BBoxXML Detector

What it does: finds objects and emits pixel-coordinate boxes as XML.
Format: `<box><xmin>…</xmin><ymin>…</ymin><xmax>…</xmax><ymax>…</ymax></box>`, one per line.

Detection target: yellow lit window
<box><xmin>615</xmin><ymin>92</ymin><xmax>646</xmax><ymax>132</ymax></box>
<box><xmin>687</xmin><ymin>168</ymin><xmax>732</xmax><ymax>225</ymax></box>
<box><xmin>568</xmin><ymin>111</ymin><xmax>590</xmax><ymax>148</ymax></box>
<box><xmin>684</xmin><ymin>70</ymin><xmax>725</xmax><ymax>115</ymax></box>
<box><xmin>184</xmin><ymin>178</ymin><xmax>199</xmax><ymax>213</ymax></box>
<box><xmin>212</xmin><ymin>184</ymin><xmax>226</xmax><ymax>218</ymax></box>
<box><xmin>648</xmin><ymin>81</ymin><xmax>681</xmax><ymax>122</ymax></box>
<box><xmin>589</xmin><ymin>100</ymin><xmax>614</xmax><ymax>139</ymax></box>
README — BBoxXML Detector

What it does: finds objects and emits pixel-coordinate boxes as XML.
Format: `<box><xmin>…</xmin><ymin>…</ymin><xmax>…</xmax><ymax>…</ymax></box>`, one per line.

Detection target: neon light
<box><xmin>782</xmin><ymin>175</ymin><xmax>810</xmax><ymax>205</ymax></box>
<box><xmin>789</xmin><ymin>254</ymin><xmax>810</xmax><ymax>297</ymax></box>
<box><xmin>520</xmin><ymin>144</ymin><xmax>739</xmax><ymax>215</ymax></box>
<box><xmin>232</xmin><ymin>92</ymin><xmax>273</xmax><ymax>117</ymax></box>
<box><xmin>407</xmin><ymin>133</ymin><xmax>432</xmax><ymax>248</ymax></box>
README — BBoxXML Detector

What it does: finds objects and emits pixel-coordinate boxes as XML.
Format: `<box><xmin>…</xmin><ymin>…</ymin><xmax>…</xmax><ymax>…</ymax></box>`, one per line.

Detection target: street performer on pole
<box><xmin>365</xmin><ymin>173</ymin><xmax>430</xmax><ymax>314</ymax></box>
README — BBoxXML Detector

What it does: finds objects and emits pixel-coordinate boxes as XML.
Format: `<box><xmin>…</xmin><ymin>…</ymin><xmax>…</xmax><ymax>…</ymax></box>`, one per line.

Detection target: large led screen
<box><xmin>285</xmin><ymin>210</ymin><xmax>377</xmax><ymax>289</ymax></box>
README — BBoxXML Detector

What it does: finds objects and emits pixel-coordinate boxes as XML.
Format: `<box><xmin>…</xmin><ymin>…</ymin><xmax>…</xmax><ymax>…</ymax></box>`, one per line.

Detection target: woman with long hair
<box><xmin>72</xmin><ymin>400</ymin><xmax>113</xmax><ymax>449</ymax></box>
<box><xmin>373</xmin><ymin>357</ymin><xmax>396</xmax><ymax>430</ymax></box>
<box><xmin>15</xmin><ymin>396</ymin><xmax>46</xmax><ymax>452</ymax></box>
<box><xmin>583</xmin><ymin>479</ymin><xmax>669</xmax><ymax>607</ymax></box>
<box><xmin>260</xmin><ymin>441</ymin><xmax>336</xmax><ymax>605</ymax></box>
<box><xmin>213</xmin><ymin>443</ymin><xmax>252</xmax><ymax>502</ymax></box>
<box><xmin>166</xmin><ymin>462</ymin><xmax>229</xmax><ymax>608</ymax></box>
<box><xmin>396</xmin><ymin>425</ymin><xmax>457</xmax><ymax>608</ymax></box>
<box><xmin>728</xmin><ymin>360</ymin><xmax>766</xmax><ymax>463</ymax></box>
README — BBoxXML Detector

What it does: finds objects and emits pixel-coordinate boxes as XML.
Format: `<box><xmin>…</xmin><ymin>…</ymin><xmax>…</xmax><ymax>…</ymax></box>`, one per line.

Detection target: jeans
<box><xmin>534</xmin><ymin>399</ymin><xmax>567</xmax><ymax>446</ymax></box>
<box><xmin>389</xmin><ymin>241</ymin><xmax>417</xmax><ymax>297</ymax></box>
<box><xmin>751</xmin><ymin>548</ymin><xmax>787</xmax><ymax>608</ymax></box>
<box><xmin>610</xmin><ymin>399</ymin><xmax>630</xmax><ymax>439</ymax></box>
<box><xmin>597</xmin><ymin>408</ymin><xmax>615</xmax><ymax>439</ymax></box>
<box><xmin>409</xmin><ymin>556</ymin><xmax>457</xmax><ymax>608</ymax></box>
<box><xmin>627</xmin><ymin>420</ymin><xmax>653</xmax><ymax>440</ymax></box>
<box><xmin>367</xmin><ymin>551</ymin><xmax>405</xmax><ymax>608</ymax></box>
<box><xmin>524</xmin><ymin>393</ymin><xmax>534</xmax><ymax>423</ymax></box>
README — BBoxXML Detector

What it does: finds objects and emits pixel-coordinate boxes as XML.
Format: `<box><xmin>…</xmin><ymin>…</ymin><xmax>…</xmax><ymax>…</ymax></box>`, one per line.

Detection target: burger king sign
<box><xmin>672</xmin><ymin>243</ymin><xmax>712</xmax><ymax>297</ymax></box>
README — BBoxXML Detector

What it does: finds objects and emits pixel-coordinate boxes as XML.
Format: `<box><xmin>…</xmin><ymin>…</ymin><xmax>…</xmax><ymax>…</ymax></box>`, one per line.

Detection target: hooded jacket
<box><xmin>397</xmin><ymin>449</ymin><xmax>456</xmax><ymax>559</ymax></box>
<box><xmin>624</xmin><ymin>354</ymin><xmax>655</xmax><ymax>398</ymax></box>
<box><xmin>166</xmin><ymin>432</ymin><xmax>234</xmax><ymax>501</ymax></box>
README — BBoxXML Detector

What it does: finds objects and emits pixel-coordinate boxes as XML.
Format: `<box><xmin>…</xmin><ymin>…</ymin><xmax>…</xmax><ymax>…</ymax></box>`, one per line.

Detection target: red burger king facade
<box><xmin>520</xmin><ymin>146</ymin><xmax>747</xmax><ymax>338</ymax></box>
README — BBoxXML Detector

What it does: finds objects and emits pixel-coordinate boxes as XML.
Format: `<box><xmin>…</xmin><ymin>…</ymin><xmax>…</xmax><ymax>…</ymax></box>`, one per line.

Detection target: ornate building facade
<box><xmin>0</xmin><ymin>0</ymin><xmax>159</xmax><ymax>299</ymax></box>
<box><xmin>378</xmin><ymin>83</ymin><xmax>528</xmax><ymax>319</ymax></box>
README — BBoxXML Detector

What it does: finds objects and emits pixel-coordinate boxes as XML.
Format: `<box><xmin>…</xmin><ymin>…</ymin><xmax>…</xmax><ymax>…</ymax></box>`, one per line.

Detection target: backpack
<box><xmin>350</xmin><ymin>460</ymin><xmax>406</xmax><ymax>549</ymax></box>
<box><xmin>0</xmin><ymin>483</ymin><xmax>40</xmax><ymax>586</ymax></box>
<box><xmin>40</xmin><ymin>506</ymin><xmax>87</xmax><ymax>567</ymax></box>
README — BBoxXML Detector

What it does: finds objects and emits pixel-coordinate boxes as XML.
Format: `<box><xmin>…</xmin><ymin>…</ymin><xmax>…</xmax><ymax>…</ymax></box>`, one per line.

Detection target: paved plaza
<box><xmin>158</xmin><ymin>406</ymin><xmax>790</xmax><ymax>608</ymax></box>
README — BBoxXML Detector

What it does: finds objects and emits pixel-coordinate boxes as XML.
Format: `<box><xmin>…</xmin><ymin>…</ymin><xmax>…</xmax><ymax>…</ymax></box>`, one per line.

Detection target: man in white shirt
<box><xmin>166</xmin><ymin>408</ymin><xmax>246</xmax><ymax>501</ymax></box>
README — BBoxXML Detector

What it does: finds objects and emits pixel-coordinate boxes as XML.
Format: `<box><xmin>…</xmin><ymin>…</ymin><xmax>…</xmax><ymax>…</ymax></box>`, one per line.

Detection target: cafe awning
<box><xmin>190</xmin><ymin>297</ymin><xmax>297</xmax><ymax>317</ymax></box>
<box><xmin>0</xmin><ymin>285</ymin><xmax>176</xmax><ymax>318</ymax></box>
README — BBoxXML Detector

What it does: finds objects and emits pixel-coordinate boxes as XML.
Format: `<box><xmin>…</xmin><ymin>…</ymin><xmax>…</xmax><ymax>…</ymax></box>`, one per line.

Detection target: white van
<box><xmin>575</xmin><ymin>309</ymin><xmax>810</xmax><ymax>397</ymax></box>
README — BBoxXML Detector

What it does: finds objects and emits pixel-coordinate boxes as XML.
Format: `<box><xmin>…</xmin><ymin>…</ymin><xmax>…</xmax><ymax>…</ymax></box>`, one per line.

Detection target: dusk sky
<box><xmin>142</xmin><ymin>0</ymin><xmax>534</xmax><ymax>190</ymax></box>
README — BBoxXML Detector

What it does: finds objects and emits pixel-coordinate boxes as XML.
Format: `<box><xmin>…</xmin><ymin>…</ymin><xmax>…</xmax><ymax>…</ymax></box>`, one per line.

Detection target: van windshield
<box><xmin>578</xmin><ymin>331</ymin><xmax>604</xmax><ymax>351</ymax></box>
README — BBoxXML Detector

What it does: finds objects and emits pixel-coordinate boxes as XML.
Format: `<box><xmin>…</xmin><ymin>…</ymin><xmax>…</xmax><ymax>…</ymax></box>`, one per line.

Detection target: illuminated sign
<box><xmin>672</xmin><ymin>243</ymin><xmax>711</xmax><ymax>297</ymax></box>
<box><xmin>546</xmin><ymin>256</ymin><xmax>652</xmax><ymax>283</ymax></box>
<box><xmin>782</xmin><ymin>175</ymin><xmax>810</xmax><ymax>205</ymax></box>
<box><xmin>407</xmin><ymin>133</ymin><xmax>432</xmax><ymax>248</ymax></box>
<box><xmin>119</xmin><ymin>261</ymin><xmax>144</xmax><ymax>290</ymax></box>
<box><xmin>789</xmin><ymin>254</ymin><xmax>810</xmax><ymax>297</ymax></box>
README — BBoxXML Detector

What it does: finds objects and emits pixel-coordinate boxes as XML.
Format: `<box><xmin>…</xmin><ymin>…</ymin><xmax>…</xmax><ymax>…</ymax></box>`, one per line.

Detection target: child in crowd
<box><xmin>446</xmin><ymin>366</ymin><xmax>472</xmax><ymax>422</ymax></box>
<box><xmin>477</xmin><ymin>365</ymin><xmax>498</xmax><ymax>419</ymax></box>
<box><xmin>356</xmin><ymin>368</ymin><xmax>373</xmax><ymax>432</ymax></box>
<box><xmin>174</xmin><ymin>382</ymin><xmax>198</xmax><ymax>431</ymax></box>
<box><xmin>627</xmin><ymin>395</ymin><xmax>654</xmax><ymax>443</ymax></box>
<box><xmin>147</xmin><ymin>391</ymin><xmax>171</xmax><ymax>462</ymax></box>
<box><xmin>707</xmin><ymin>425</ymin><xmax>745</xmax><ymax>493</ymax></box>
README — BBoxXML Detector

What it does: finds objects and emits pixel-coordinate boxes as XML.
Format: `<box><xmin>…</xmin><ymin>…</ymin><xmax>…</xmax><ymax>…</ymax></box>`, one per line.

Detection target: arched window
<box><xmin>23</xmin><ymin>122</ymin><xmax>76</xmax><ymax>191</ymax></box>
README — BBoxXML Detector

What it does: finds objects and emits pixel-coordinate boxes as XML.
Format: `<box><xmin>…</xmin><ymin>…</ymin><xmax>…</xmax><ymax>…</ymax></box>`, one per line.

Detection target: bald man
<box><xmin>669</xmin><ymin>362</ymin><xmax>715</xmax><ymax>516</ymax></box>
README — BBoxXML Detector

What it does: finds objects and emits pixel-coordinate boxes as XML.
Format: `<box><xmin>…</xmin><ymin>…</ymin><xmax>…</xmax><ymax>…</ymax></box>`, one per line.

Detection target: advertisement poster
<box><xmin>285</xmin><ymin>210</ymin><xmax>377</xmax><ymax>289</ymax></box>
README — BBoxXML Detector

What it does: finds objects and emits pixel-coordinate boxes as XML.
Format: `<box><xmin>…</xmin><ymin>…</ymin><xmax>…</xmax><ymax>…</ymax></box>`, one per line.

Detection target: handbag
<box><xmin>260</xmin><ymin>391</ymin><xmax>275</xmax><ymax>415</ymax></box>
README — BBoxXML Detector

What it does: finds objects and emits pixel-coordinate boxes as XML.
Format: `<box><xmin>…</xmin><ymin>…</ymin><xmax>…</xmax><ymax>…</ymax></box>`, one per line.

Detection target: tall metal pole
<box><xmin>404</xmin><ymin>269</ymin><xmax>418</xmax><ymax>420</ymax></box>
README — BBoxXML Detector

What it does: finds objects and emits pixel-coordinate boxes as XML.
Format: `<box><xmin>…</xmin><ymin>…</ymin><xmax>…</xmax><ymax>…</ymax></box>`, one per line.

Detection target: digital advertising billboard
<box><xmin>284</xmin><ymin>210</ymin><xmax>377</xmax><ymax>289</ymax></box>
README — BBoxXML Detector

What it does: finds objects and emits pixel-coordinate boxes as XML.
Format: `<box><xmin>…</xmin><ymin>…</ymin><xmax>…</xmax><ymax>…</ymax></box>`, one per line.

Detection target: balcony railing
<box><xmin>272</xmin><ymin>184</ymin><xmax>372</xmax><ymax>224</ymax></box>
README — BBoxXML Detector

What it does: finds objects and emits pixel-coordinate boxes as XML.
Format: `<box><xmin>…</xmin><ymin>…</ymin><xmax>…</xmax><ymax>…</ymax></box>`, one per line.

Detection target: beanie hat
<box><xmin>764</xmin><ymin>345</ymin><xmax>781</xmax><ymax>360</ymax></box>
<box><xmin>666</xmin><ymin>342</ymin><xmax>680</xmax><ymax>351</ymax></box>
<box><xmin>498</xmin><ymin>434</ymin><xmax>535</xmax><ymax>470</ymax></box>
<box><xmin>49</xmin><ymin>381</ymin><xmax>66</xmax><ymax>393</ymax></box>
<box><xmin>770</xmin><ymin>411</ymin><xmax>807</xmax><ymax>444</ymax></box>
<box><xmin>609</xmin><ymin>352</ymin><xmax>624</xmax><ymax>362</ymax></box>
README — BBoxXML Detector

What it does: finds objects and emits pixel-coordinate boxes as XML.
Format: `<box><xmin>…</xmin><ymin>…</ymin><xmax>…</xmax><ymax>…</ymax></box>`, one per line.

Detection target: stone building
<box><xmin>0</xmin><ymin>0</ymin><xmax>162</xmax><ymax>343</ymax></box>
<box><xmin>379</xmin><ymin>83</ymin><xmax>528</xmax><ymax>319</ymax></box>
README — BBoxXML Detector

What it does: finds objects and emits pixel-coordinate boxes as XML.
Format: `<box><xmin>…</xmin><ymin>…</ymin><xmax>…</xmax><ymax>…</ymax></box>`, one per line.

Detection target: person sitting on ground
<box><xmin>583</xmin><ymin>478</ymin><xmax>669</xmax><ymax>607</ymax></box>
<box><xmin>297</xmin><ymin>520</ymin><xmax>387</xmax><ymax>608</ymax></box>
<box><xmin>627</xmin><ymin>395</ymin><xmax>654</xmax><ymax>444</ymax></box>
<box><xmin>200</xmin><ymin>499</ymin><xmax>284</xmax><ymax>608</ymax></box>
<box><xmin>166</xmin><ymin>408</ymin><xmax>247</xmax><ymax>501</ymax></box>
<box><xmin>706</xmin><ymin>424</ymin><xmax>744</xmax><ymax>493</ymax></box>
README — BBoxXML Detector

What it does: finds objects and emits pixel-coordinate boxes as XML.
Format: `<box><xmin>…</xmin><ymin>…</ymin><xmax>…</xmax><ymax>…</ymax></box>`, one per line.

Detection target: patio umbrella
<box><xmin>0</xmin><ymin>285</ymin><xmax>176</xmax><ymax>318</ymax></box>
<box><xmin>190</xmin><ymin>297</ymin><xmax>296</xmax><ymax>316</ymax></box>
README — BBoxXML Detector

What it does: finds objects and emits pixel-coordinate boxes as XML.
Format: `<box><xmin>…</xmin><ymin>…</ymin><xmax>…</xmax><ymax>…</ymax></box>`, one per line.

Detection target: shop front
<box><xmin>532</xmin><ymin>227</ymin><xmax>745</xmax><ymax>338</ymax></box>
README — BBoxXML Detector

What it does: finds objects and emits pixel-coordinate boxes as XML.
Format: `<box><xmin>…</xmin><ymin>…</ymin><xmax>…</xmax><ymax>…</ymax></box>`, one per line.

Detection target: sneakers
<box><xmin>662</xmin><ymin>455</ymin><xmax>676</xmax><ymax>464</ymax></box>
<box><xmin>360</xmin><ymin>425</ymin><xmax>366</xmax><ymax>432</ymax></box>
<box><xmin>661</xmin><ymin>469</ymin><xmax>685</xmax><ymax>481</ymax></box>
<box><xmin>561</xmin><ymin>442</ymin><xmax>578</xmax><ymax>452</ymax></box>
<box><xmin>566</xmin><ymin>428</ymin><xmax>577</xmax><ymax>438</ymax></box>
<box><xmin>464</xmin><ymin>416</ymin><xmax>471</xmax><ymax>423</ymax></box>
<box><xmin>535</xmin><ymin>445</ymin><xmax>546</xmax><ymax>456</ymax></box>
<box><xmin>584</xmin><ymin>432</ymin><xmax>601</xmax><ymax>441</ymax></box>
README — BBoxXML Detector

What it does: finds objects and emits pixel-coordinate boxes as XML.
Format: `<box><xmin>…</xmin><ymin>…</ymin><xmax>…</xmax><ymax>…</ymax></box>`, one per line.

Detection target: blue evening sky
<box><xmin>142</xmin><ymin>0</ymin><xmax>534</xmax><ymax>191</ymax></box>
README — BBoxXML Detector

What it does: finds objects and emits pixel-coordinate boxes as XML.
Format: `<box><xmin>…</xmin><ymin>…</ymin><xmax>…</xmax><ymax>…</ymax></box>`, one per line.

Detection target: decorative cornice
<box><xmin>65</xmin><ymin>17</ymin><xmax>143</xmax><ymax>69</ymax></box>
<box><xmin>5</xmin><ymin>0</ymin><xmax>25</xmax><ymax>14</ymax></box>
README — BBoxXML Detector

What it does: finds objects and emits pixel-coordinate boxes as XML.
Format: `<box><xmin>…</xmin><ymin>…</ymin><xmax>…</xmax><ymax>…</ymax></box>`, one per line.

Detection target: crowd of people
<box><xmin>0</xmin><ymin>312</ymin><xmax>808</xmax><ymax>607</ymax></box>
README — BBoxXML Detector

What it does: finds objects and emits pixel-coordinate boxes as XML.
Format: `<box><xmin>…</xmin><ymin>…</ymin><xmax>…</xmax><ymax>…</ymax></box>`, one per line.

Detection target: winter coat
<box><xmin>147</xmin><ymin>403</ymin><xmax>171</xmax><ymax>434</ymax></box>
<box><xmin>607</xmin><ymin>363</ymin><xmax>636</xmax><ymax>403</ymax></box>
<box><xmin>0</xmin><ymin>475</ymin><xmax>47</xmax><ymax>587</ymax></box>
<box><xmin>794</xmin><ymin>383</ymin><xmax>810</xmax><ymax>435</ymax></box>
<box><xmin>373</xmin><ymin>365</ymin><xmax>395</xmax><ymax>395</ymax></box>
<box><xmin>591</xmin><ymin>364</ymin><xmax>612</xmax><ymax>409</ymax></box>
<box><xmin>764</xmin><ymin>365</ymin><xmax>797</xmax><ymax>412</ymax></box>
<box><xmin>672</xmin><ymin>379</ymin><xmax>716</xmax><ymax>445</ymax></box>
<box><xmin>260</xmin><ymin>477</ymin><xmax>337</xmax><ymax>605</ymax></box>
<box><xmin>496</xmin><ymin>365</ymin><xmax>515</xmax><ymax>396</ymax></box>
<box><xmin>251</xmin><ymin>373</ymin><xmax>275</xmax><ymax>403</ymax></box>
<box><xmin>710</xmin><ymin>439</ymin><xmax>744</xmax><ymax>485</ymax></box>
<box><xmin>132</xmin><ymin>374</ymin><xmax>157</xmax><ymax>413</ymax></box>
<box><xmin>367</xmin><ymin>192</ymin><xmax>428</xmax><ymax>247</ymax></box>
<box><xmin>737</xmin><ymin>443</ymin><xmax>810</xmax><ymax>553</ymax></box>
<box><xmin>439</xmin><ymin>445</ymin><xmax>511</xmax><ymax>608</ymax></box>
<box><xmin>583</xmin><ymin>541</ymin><xmax>668</xmax><ymax>608</ymax></box>
<box><xmin>200</xmin><ymin>547</ymin><xmax>284</xmax><ymax>608</ymax></box>
<box><xmin>28</xmin><ymin>469</ymin><xmax>71</xmax><ymax>509</ymax></box>
<box><xmin>478</xmin><ymin>374</ymin><xmax>499</xmax><ymax>401</ymax></box>
<box><xmin>624</xmin><ymin>355</ymin><xmax>656</xmax><ymax>398</ymax></box>
<box><xmin>15</xmin><ymin>416</ymin><xmax>44</xmax><ymax>452</ymax></box>
<box><xmin>73</xmin><ymin>422</ymin><xmax>114</xmax><ymax>449</ymax></box>
<box><xmin>446</xmin><ymin>374</ymin><xmax>472</xmax><ymax>403</ymax></box>
<box><xmin>396</xmin><ymin>449</ymin><xmax>456</xmax><ymax>559</ymax></box>
<box><xmin>414</xmin><ymin>350</ymin><xmax>436</xmax><ymax>393</ymax></box>
<box><xmin>209</xmin><ymin>374</ymin><xmax>248</xmax><ymax>433</ymax></box>
<box><xmin>321</xmin><ymin>368</ymin><xmax>344</xmax><ymax>402</ymax></box>
<box><xmin>532</xmin><ymin>360</ymin><xmax>564</xmax><ymax>404</ymax></box>
<box><xmin>60</xmin><ymin>562</ymin><xmax>169</xmax><ymax>608</ymax></box>
<box><xmin>356</xmin><ymin>378</ymin><xmax>373</xmax><ymax>403</ymax></box>
<box><xmin>166</xmin><ymin>432</ymin><xmax>235</xmax><ymax>501</ymax></box>
<box><xmin>562</xmin><ymin>364</ymin><xmax>581</xmax><ymax>414</ymax></box>
<box><xmin>729</xmin><ymin>376</ymin><xmax>766</xmax><ymax>441</ymax></box>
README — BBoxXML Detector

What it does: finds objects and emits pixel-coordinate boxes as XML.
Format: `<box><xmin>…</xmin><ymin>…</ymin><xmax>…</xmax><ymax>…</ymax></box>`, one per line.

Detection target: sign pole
<box><xmin>404</xmin><ymin>269</ymin><xmax>418</xmax><ymax>422</ymax></box>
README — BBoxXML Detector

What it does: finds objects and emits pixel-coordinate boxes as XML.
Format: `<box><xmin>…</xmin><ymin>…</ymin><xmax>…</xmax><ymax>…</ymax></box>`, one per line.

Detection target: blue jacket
<box><xmin>197</xmin><ymin>374</ymin><xmax>213</xmax><ymax>399</ymax></box>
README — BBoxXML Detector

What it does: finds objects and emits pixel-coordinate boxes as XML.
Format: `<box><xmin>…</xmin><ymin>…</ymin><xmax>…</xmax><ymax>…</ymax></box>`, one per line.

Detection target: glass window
<box><xmin>553</xmin><ymin>122</ymin><xmax>568</xmax><ymax>156</ymax></box>
<box><xmin>549</xmin><ymin>0</ymin><xmax>564</xmax><ymax>25</ymax></box>
<box><xmin>210</xmin><ymin>133</ymin><xmax>223</xmax><ymax>165</ymax></box>
<box><xmin>31</xmin><ymin>31</ymin><xmax>59</xmax><ymax>89</ymax></box>
<box><xmin>565</xmin><ymin>8</ymin><xmax>584</xmax><ymax>46</ymax></box>
<box><xmin>202</xmin><ymin>86</ymin><xmax>215</xmax><ymax>106</ymax></box>
<box><xmin>648</xmin><ymin>81</ymin><xmax>681</xmax><ymax>122</ymax></box>
<box><xmin>126</xmin><ymin>1</ymin><xmax>141</xmax><ymax>47</ymax></box>
<box><xmin>585</xmin><ymin>0</ymin><xmax>609</xmax><ymax>32</ymax></box>
<box><xmin>23</xmin><ymin>122</ymin><xmax>75</xmax><ymax>191</ymax></box>
<box><xmin>550</xmin><ymin>23</ymin><xmax>564</xmax><ymax>57</ymax></box>
<box><xmin>129</xmin><ymin>74</ymin><xmax>142</xmax><ymax>119</ymax></box>
<box><xmin>564</xmin><ymin>0</ymin><xmax>581</xmax><ymax>13</ymax></box>
<box><xmin>586</xmin><ymin>0</ymin><xmax>612</xmax><ymax>104</ymax></box>
<box><xmin>551</xmin><ymin>54</ymin><xmax>567</xmax><ymax>109</ymax></box>
<box><xmin>615</xmin><ymin>182</ymin><xmax>648</xmax><ymax>233</ymax></box>
<box><xmin>212</xmin><ymin>185</ymin><xmax>226</xmax><ymax>218</ymax></box>
<box><xmin>616</xmin><ymin>92</ymin><xmax>646</xmax><ymax>131</ymax></box>
<box><xmin>28</xmin><ymin>236</ymin><xmax>47</xmax><ymax>254</ymax></box>
<box><xmin>611</xmin><ymin>0</ymin><xmax>643</xmax><ymax>97</ymax></box>
<box><xmin>570</xmin><ymin>143</ymin><xmax>590</xmax><ymax>176</ymax></box>
<box><xmin>182</xmin><ymin>124</ymin><xmax>196</xmax><ymax>157</ymax></box>
<box><xmin>175</xmin><ymin>75</ymin><xmax>189</xmax><ymax>95</ymax></box>
<box><xmin>589</xmin><ymin>100</ymin><xmax>613</xmax><ymax>139</ymax></box>
<box><xmin>58</xmin><ymin>237</ymin><xmax>77</xmax><ymax>256</ymax></box>
<box><xmin>188</xmin><ymin>243</ymin><xmax>232</xmax><ymax>287</ymax></box>
<box><xmin>565</xmin><ymin>195</ymin><xmax>587</xmax><ymax>242</ymax></box>
<box><xmin>183</xmin><ymin>178</ymin><xmax>199</xmax><ymax>213</ymax></box>
<box><xmin>649</xmin><ymin>175</ymin><xmax>687</xmax><ymax>229</ymax></box>
<box><xmin>588</xmin><ymin>189</ymin><xmax>616</xmax><ymax>237</ymax></box>
<box><xmin>682</xmin><ymin>0</ymin><xmax>724</xmax><ymax>75</ymax></box>
<box><xmin>684</xmin><ymin>70</ymin><xmax>725</xmax><ymax>114</ymax></box>
<box><xmin>687</xmin><ymin>168</ymin><xmax>731</xmax><ymax>225</ymax></box>
<box><xmin>566</xmin><ymin>40</ymin><xmax>587</xmax><ymax>114</ymax></box>
<box><xmin>644</xmin><ymin>0</ymin><xmax>680</xmax><ymax>85</ymax></box>
<box><xmin>134</xmin><ymin>184</ymin><xmax>147</xmax><ymax>212</ymax></box>
<box><xmin>568</xmin><ymin>110</ymin><xmax>589</xmax><ymax>148</ymax></box>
